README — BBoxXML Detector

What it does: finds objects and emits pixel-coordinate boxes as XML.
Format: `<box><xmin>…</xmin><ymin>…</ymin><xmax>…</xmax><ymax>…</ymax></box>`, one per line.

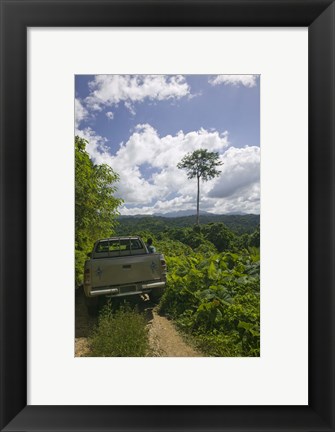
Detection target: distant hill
<box><xmin>116</xmin><ymin>213</ymin><xmax>260</xmax><ymax>235</ymax></box>
<box><xmin>154</xmin><ymin>210</ymin><xmax>213</xmax><ymax>218</ymax></box>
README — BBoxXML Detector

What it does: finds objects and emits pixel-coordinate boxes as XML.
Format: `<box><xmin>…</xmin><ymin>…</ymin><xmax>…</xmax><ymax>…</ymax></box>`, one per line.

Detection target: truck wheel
<box><xmin>150</xmin><ymin>288</ymin><xmax>164</xmax><ymax>304</ymax></box>
<box><xmin>85</xmin><ymin>297</ymin><xmax>99</xmax><ymax>316</ymax></box>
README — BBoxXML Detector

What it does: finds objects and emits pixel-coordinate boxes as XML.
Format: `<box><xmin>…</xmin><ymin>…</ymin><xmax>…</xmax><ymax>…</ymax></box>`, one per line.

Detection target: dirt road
<box><xmin>75</xmin><ymin>290</ymin><xmax>201</xmax><ymax>357</ymax></box>
<box><xmin>147</xmin><ymin>308</ymin><xmax>201</xmax><ymax>357</ymax></box>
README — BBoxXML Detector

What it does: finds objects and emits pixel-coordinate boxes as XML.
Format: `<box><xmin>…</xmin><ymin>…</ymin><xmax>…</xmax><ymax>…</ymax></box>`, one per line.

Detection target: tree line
<box><xmin>75</xmin><ymin>136</ymin><xmax>122</xmax><ymax>286</ymax></box>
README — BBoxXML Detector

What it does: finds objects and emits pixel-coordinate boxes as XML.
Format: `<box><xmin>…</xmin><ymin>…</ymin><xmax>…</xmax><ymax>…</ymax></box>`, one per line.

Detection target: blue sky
<box><xmin>75</xmin><ymin>75</ymin><xmax>260</xmax><ymax>215</ymax></box>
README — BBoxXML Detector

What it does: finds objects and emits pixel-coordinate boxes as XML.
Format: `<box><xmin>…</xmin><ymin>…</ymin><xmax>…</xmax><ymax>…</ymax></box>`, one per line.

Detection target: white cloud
<box><xmin>76</xmin><ymin>124</ymin><xmax>260</xmax><ymax>215</ymax></box>
<box><xmin>75</xmin><ymin>127</ymin><xmax>109</xmax><ymax>160</ymax></box>
<box><xmin>209</xmin><ymin>146</ymin><xmax>260</xmax><ymax>198</ymax></box>
<box><xmin>113</xmin><ymin>124</ymin><xmax>229</xmax><ymax>170</ymax></box>
<box><xmin>106</xmin><ymin>111</ymin><xmax>114</xmax><ymax>120</ymax></box>
<box><xmin>120</xmin><ymin>195</ymin><xmax>195</xmax><ymax>216</ymax></box>
<box><xmin>124</xmin><ymin>101</ymin><xmax>136</xmax><ymax>115</ymax></box>
<box><xmin>75</xmin><ymin>98</ymin><xmax>89</xmax><ymax>128</ymax></box>
<box><xmin>209</xmin><ymin>182</ymin><xmax>260</xmax><ymax>214</ymax></box>
<box><xmin>85</xmin><ymin>75</ymin><xmax>190</xmax><ymax>112</ymax></box>
<box><xmin>209</xmin><ymin>75</ymin><xmax>258</xmax><ymax>88</ymax></box>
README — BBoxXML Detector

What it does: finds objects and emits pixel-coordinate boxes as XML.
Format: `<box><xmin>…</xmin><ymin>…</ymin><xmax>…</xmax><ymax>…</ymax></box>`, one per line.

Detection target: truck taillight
<box><xmin>160</xmin><ymin>259</ymin><xmax>167</xmax><ymax>270</ymax></box>
<box><xmin>84</xmin><ymin>268</ymin><xmax>91</xmax><ymax>284</ymax></box>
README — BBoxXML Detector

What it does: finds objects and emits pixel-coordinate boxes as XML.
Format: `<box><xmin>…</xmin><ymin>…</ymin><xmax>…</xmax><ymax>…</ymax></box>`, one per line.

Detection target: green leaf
<box><xmin>238</xmin><ymin>321</ymin><xmax>253</xmax><ymax>331</ymax></box>
<box><xmin>208</xmin><ymin>261</ymin><xmax>217</xmax><ymax>280</ymax></box>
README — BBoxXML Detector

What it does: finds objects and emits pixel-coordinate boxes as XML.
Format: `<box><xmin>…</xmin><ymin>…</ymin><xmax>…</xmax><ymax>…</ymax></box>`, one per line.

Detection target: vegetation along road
<box><xmin>75</xmin><ymin>290</ymin><xmax>201</xmax><ymax>357</ymax></box>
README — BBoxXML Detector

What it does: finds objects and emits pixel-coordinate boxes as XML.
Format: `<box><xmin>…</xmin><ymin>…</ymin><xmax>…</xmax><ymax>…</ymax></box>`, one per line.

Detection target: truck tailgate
<box><xmin>90</xmin><ymin>254</ymin><xmax>162</xmax><ymax>288</ymax></box>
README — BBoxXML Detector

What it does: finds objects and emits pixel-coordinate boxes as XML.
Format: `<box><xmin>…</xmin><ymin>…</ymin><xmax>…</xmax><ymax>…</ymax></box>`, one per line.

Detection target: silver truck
<box><xmin>83</xmin><ymin>236</ymin><xmax>167</xmax><ymax>313</ymax></box>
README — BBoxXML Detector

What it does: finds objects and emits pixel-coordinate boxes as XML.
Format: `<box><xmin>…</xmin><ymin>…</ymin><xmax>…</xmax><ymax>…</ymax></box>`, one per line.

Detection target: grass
<box><xmin>89</xmin><ymin>302</ymin><xmax>149</xmax><ymax>357</ymax></box>
<box><xmin>193</xmin><ymin>333</ymin><xmax>243</xmax><ymax>357</ymax></box>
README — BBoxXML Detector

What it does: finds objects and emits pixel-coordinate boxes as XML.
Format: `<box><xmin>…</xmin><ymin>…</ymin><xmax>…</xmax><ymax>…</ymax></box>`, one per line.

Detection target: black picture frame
<box><xmin>1</xmin><ymin>1</ymin><xmax>334</xmax><ymax>431</ymax></box>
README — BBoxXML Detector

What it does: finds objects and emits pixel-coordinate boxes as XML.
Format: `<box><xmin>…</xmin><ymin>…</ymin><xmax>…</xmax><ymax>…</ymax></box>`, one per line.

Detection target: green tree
<box><xmin>249</xmin><ymin>225</ymin><xmax>260</xmax><ymax>248</ymax></box>
<box><xmin>75</xmin><ymin>136</ymin><xmax>123</xmax><ymax>285</ymax></box>
<box><xmin>177</xmin><ymin>149</ymin><xmax>223</xmax><ymax>224</ymax></box>
<box><xmin>203</xmin><ymin>223</ymin><xmax>235</xmax><ymax>252</ymax></box>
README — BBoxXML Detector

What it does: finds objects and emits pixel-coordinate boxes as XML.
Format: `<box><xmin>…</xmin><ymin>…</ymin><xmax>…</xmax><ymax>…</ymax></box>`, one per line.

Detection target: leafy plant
<box><xmin>159</xmin><ymin>246</ymin><xmax>260</xmax><ymax>357</ymax></box>
<box><xmin>89</xmin><ymin>303</ymin><xmax>149</xmax><ymax>357</ymax></box>
<box><xmin>75</xmin><ymin>136</ymin><xmax>123</xmax><ymax>285</ymax></box>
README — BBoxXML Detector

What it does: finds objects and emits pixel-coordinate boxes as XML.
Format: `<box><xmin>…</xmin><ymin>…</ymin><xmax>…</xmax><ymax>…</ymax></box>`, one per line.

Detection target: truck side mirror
<box><xmin>87</xmin><ymin>252</ymin><xmax>92</xmax><ymax>258</ymax></box>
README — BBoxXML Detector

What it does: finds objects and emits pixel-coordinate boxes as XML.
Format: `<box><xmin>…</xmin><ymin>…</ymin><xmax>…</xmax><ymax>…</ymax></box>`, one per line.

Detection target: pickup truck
<box><xmin>83</xmin><ymin>236</ymin><xmax>167</xmax><ymax>314</ymax></box>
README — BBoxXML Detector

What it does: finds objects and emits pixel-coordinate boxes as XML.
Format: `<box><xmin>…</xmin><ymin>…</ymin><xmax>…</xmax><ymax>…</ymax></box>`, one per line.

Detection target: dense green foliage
<box><xmin>89</xmin><ymin>304</ymin><xmax>149</xmax><ymax>357</ymax></box>
<box><xmin>158</xmin><ymin>244</ymin><xmax>260</xmax><ymax>356</ymax></box>
<box><xmin>177</xmin><ymin>149</ymin><xmax>223</xmax><ymax>224</ymax></box>
<box><xmin>75</xmin><ymin>136</ymin><xmax>123</xmax><ymax>285</ymax></box>
<box><xmin>116</xmin><ymin>214</ymin><xmax>260</xmax><ymax>236</ymax></box>
<box><xmin>168</xmin><ymin>223</ymin><xmax>237</xmax><ymax>252</ymax></box>
<box><xmin>119</xmin><ymin>221</ymin><xmax>260</xmax><ymax>357</ymax></box>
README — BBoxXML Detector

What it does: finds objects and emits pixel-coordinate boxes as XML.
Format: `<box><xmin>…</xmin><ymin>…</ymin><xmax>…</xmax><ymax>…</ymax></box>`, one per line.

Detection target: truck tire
<box><xmin>85</xmin><ymin>296</ymin><xmax>99</xmax><ymax>316</ymax></box>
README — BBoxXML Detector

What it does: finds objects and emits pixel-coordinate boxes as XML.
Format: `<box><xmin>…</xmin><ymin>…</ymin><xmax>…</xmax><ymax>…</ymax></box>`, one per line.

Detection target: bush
<box><xmin>194</xmin><ymin>333</ymin><xmax>242</xmax><ymax>357</ymax></box>
<box><xmin>158</xmin><ymin>249</ymin><xmax>260</xmax><ymax>357</ymax></box>
<box><xmin>89</xmin><ymin>303</ymin><xmax>149</xmax><ymax>357</ymax></box>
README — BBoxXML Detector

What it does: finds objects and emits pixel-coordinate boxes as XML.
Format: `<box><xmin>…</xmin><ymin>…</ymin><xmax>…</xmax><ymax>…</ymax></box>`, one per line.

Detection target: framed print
<box><xmin>28</xmin><ymin>28</ymin><xmax>307</xmax><ymax>406</ymax></box>
<box><xmin>1</xmin><ymin>0</ymin><xmax>334</xmax><ymax>431</ymax></box>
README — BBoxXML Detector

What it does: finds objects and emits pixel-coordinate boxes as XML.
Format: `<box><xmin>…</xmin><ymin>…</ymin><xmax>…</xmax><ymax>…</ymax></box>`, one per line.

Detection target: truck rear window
<box><xmin>95</xmin><ymin>238</ymin><xmax>144</xmax><ymax>255</ymax></box>
<box><xmin>95</xmin><ymin>241</ymin><xmax>109</xmax><ymax>253</ymax></box>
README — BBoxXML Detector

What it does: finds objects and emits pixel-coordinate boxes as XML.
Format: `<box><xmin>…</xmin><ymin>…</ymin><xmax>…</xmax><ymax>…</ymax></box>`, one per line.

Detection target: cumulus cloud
<box><xmin>113</xmin><ymin>124</ymin><xmax>229</xmax><ymax>170</ymax></box>
<box><xmin>75</xmin><ymin>127</ymin><xmax>110</xmax><ymax>159</ymax></box>
<box><xmin>76</xmin><ymin>123</ymin><xmax>260</xmax><ymax>215</ymax></box>
<box><xmin>208</xmin><ymin>146</ymin><xmax>260</xmax><ymax>198</ymax></box>
<box><xmin>120</xmin><ymin>195</ymin><xmax>195</xmax><ymax>216</ymax></box>
<box><xmin>85</xmin><ymin>75</ymin><xmax>190</xmax><ymax>112</ymax></box>
<box><xmin>209</xmin><ymin>182</ymin><xmax>260</xmax><ymax>214</ymax></box>
<box><xmin>106</xmin><ymin>111</ymin><xmax>114</xmax><ymax>120</ymax></box>
<box><xmin>204</xmin><ymin>146</ymin><xmax>260</xmax><ymax>214</ymax></box>
<box><xmin>209</xmin><ymin>75</ymin><xmax>258</xmax><ymax>88</ymax></box>
<box><xmin>124</xmin><ymin>101</ymin><xmax>136</xmax><ymax>115</ymax></box>
<box><xmin>75</xmin><ymin>98</ymin><xmax>89</xmax><ymax>128</ymax></box>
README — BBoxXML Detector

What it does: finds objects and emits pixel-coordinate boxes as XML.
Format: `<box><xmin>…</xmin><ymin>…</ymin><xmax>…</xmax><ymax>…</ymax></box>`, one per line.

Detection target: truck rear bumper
<box><xmin>86</xmin><ymin>281</ymin><xmax>166</xmax><ymax>298</ymax></box>
<box><xmin>141</xmin><ymin>281</ymin><xmax>166</xmax><ymax>290</ymax></box>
